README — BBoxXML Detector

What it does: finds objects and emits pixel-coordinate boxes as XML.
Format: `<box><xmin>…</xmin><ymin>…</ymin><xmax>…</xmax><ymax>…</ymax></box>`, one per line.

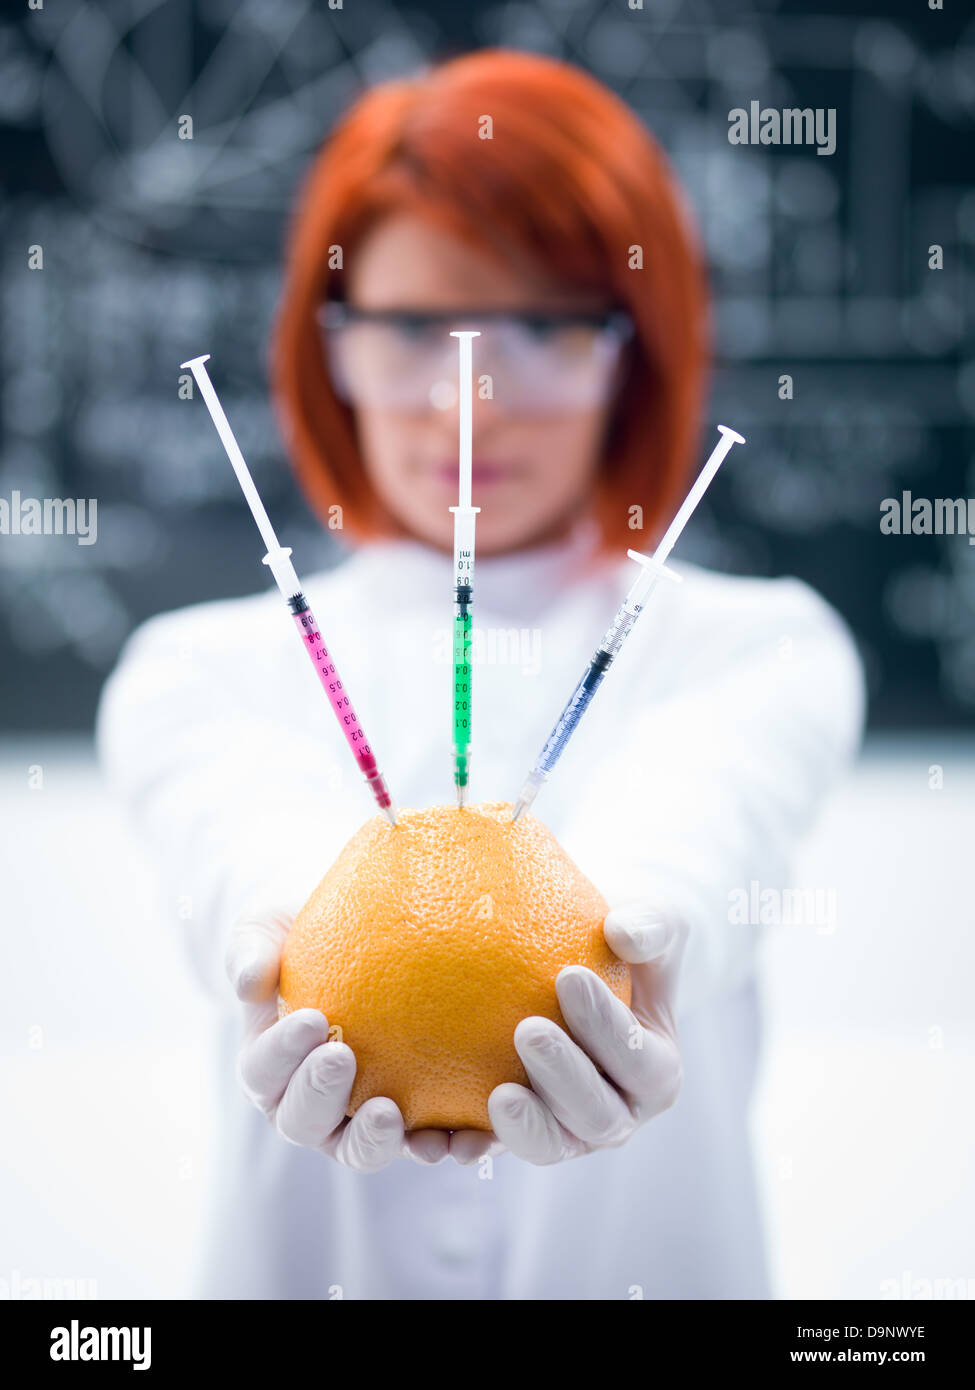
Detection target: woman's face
<box><xmin>343</xmin><ymin>214</ymin><xmax>618</xmax><ymax>556</ymax></box>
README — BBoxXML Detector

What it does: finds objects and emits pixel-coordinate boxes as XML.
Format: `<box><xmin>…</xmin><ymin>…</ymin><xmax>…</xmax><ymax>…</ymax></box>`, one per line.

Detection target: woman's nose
<box><xmin>433</xmin><ymin>387</ymin><xmax>505</xmax><ymax>450</ymax></box>
<box><xmin>429</xmin><ymin>351</ymin><xmax>512</xmax><ymax>428</ymax></box>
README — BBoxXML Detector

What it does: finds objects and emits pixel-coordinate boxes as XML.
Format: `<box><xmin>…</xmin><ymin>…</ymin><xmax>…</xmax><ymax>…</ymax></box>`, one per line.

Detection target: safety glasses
<box><xmin>317</xmin><ymin>303</ymin><xmax>634</xmax><ymax>414</ymax></box>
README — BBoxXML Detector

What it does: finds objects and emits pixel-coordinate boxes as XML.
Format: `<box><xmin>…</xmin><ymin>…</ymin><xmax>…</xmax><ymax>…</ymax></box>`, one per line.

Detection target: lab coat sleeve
<box><xmin>95</xmin><ymin>602</ymin><xmax>357</xmax><ymax>999</ymax></box>
<box><xmin>557</xmin><ymin>577</ymin><xmax>866</xmax><ymax>1021</ymax></box>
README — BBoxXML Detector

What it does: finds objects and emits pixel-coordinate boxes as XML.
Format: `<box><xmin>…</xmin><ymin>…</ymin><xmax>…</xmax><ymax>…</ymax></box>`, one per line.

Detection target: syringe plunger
<box><xmin>262</xmin><ymin>547</ymin><xmax>301</xmax><ymax>600</ymax></box>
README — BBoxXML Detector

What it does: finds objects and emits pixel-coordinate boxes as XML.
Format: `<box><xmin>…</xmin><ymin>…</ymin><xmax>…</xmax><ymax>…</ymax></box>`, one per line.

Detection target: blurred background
<box><xmin>2</xmin><ymin>0</ymin><xmax>973</xmax><ymax>1300</ymax></box>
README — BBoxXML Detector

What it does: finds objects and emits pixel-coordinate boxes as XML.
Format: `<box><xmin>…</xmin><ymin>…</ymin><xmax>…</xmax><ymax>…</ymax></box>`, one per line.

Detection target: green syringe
<box><xmin>449</xmin><ymin>330</ymin><xmax>480</xmax><ymax>807</ymax></box>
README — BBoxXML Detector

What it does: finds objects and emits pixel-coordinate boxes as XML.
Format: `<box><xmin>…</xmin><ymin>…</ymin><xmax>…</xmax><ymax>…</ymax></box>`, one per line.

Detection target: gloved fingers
<box><xmin>238</xmin><ymin>1008</ymin><xmax>329</xmax><ymax>1118</ymax></box>
<box><xmin>488</xmin><ymin>1082</ymin><xmax>589</xmax><ymax>1165</ymax></box>
<box><xmin>603</xmin><ymin>902</ymin><xmax>688</xmax><ymax>1033</ymax></box>
<box><xmin>226</xmin><ymin>909</ymin><xmax>293</xmax><ymax>1004</ymax></box>
<box><xmin>512</xmin><ymin>1016</ymin><xmax>633</xmax><ymax>1147</ymax></box>
<box><xmin>240</xmin><ymin>995</ymin><xmax>281</xmax><ymax>1048</ymax></box>
<box><xmin>274</xmin><ymin>1041</ymin><xmax>356</xmax><ymax>1147</ymax></box>
<box><xmin>448</xmin><ymin>1130</ymin><xmax>505</xmax><ymax>1166</ymax></box>
<box><xmin>403</xmin><ymin>1129</ymin><xmax>451</xmax><ymax>1165</ymax></box>
<box><xmin>629</xmin><ymin>1037</ymin><xmax>683</xmax><ymax>1123</ymax></box>
<box><xmin>556</xmin><ymin>965</ymin><xmax>683</xmax><ymax>1115</ymax></box>
<box><xmin>326</xmin><ymin>1097</ymin><xmax>405</xmax><ymax>1173</ymax></box>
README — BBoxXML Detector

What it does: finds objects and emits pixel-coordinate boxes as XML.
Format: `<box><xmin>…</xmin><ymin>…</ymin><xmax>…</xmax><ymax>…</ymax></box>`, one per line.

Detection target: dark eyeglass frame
<box><xmin>318</xmin><ymin>302</ymin><xmax>635</xmax><ymax>339</ymax></box>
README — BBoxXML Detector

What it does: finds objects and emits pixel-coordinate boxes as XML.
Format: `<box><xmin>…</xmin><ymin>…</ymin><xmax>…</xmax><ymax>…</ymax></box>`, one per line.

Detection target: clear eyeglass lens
<box><xmin>322</xmin><ymin>314</ymin><xmax>627</xmax><ymax>413</ymax></box>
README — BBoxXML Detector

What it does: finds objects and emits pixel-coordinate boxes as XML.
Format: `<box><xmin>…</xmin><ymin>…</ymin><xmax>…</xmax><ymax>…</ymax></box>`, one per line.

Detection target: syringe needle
<box><xmin>509</xmin><ymin>426</ymin><xmax>745</xmax><ymax>822</ymax></box>
<box><xmin>181</xmin><ymin>353</ymin><xmax>399</xmax><ymax>827</ymax></box>
<box><xmin>449</xmin><ymin>330</ymin><xmax>480</xmax><ymax>810</ymax></box>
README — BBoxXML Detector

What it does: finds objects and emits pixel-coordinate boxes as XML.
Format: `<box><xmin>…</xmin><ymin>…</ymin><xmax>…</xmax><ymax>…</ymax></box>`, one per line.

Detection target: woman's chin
<box><xmin>388</xmin><ymin>504</ymin><xmax>562</xmax><ymax>557</ymax></box>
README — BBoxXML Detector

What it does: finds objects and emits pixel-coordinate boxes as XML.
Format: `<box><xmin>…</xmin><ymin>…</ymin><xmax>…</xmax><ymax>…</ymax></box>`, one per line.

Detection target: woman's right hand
<box><xmin>226</xmin><ymin>909</ymin><xmax>453</xmax><ymax>1171</ymax></box>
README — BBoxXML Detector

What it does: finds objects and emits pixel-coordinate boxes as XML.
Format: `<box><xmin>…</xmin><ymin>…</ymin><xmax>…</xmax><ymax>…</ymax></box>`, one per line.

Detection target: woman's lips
<box><xmin>432</xmin><ymin>461</ymin><xmax>518</xmax><ymax>486</ymax></box>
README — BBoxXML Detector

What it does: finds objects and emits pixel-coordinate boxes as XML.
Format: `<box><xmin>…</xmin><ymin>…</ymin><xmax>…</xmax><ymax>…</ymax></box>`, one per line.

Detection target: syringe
<box><xmin>180</xmin><ymin>354</ymin><xmax>398</xmax><ymax>826</ymax></box>
<box><xmin>510</xmin><ymin>425</ymin><xmax>746</xmax><ymax>823</ymax></box>
<box><xmin>449</xmin><ymin>330</ymin><xmax>480</xmax><ymax>807</ymax></box>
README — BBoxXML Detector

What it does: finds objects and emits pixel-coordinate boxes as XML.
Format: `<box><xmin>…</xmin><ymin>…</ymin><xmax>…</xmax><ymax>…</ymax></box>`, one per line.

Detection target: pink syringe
<box><xmin>180</xmin><ymin>354</ymin><xmax>398</xmax><ymax>826</ymax></box>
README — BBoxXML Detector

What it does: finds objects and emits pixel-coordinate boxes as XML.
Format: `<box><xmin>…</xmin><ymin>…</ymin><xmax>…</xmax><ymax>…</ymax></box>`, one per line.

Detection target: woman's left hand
<box><xmin>473</xmin><ymin>901</ymin><xmax>687</xmax><ymax>1165</ymax></box>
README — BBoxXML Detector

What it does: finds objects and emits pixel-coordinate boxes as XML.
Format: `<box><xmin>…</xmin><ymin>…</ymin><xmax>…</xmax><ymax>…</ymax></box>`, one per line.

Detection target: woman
<box><xmin>98</xmin><ymin>50</ymin><xmax>864</xmax><ymax>1300</ymax></box>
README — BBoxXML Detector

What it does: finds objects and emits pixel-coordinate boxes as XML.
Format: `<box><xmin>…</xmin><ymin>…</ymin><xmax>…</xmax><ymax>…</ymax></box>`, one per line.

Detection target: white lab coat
<box><xmin>96</xmin><ymin>516</ymin><xmax>864</xmax><ymax>1300</ymax></box>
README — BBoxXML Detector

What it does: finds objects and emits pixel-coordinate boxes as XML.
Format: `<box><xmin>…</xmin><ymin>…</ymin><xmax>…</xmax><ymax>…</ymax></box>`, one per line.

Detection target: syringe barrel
<box><xmin>452</xmin><ymin>606</ymin><xmax>472</xmax><ymax>754</ymax></box>
<box><xmin>289</xmin><ymin>598</ymin><xmax>381</xmax><ymax>779</ymax></box>
<box><xmin>597</xmin><ymin>605</ymin><xmax>639</xmax><ymax>660</ymax></box>
<box><xmin>449</xmin><ymin>506</ymin><xmax>479</xmax><ymax>586</ymax></box>
<box><xmin>542</xmin><ymin>559</ymin><xmax>673</xmax><ymax>750</ymax></box>
<box><xmin>532</xmin><ymin>650</ymin><xmax>612</xmax><ymax>777</ymax></box>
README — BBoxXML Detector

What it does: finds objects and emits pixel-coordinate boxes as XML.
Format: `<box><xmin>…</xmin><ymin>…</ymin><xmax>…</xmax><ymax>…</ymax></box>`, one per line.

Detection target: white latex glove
<box><xmin>486</xmin><ymin>900</ymin><xmax>687</xmax><ymax>1164</ymax></box>
<box><xmin>226</xmin><ymin>908</ymin><xmax>502</xmax><ymax>1170</ymax></box>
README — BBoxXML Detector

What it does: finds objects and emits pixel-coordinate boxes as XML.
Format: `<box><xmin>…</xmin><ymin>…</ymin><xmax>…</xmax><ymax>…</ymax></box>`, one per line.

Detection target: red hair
<box><xmin>272</xmin><ymin>49</ymin><xmax>711</xmax><ymax>554</ymax></box>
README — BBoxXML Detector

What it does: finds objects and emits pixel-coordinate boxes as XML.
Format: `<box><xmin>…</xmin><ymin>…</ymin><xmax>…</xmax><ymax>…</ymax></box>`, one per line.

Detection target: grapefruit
<box><xmin>278</xmin><ymin>801</ymin><xmax>630</xmax><ymax>1130</ymax></box>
